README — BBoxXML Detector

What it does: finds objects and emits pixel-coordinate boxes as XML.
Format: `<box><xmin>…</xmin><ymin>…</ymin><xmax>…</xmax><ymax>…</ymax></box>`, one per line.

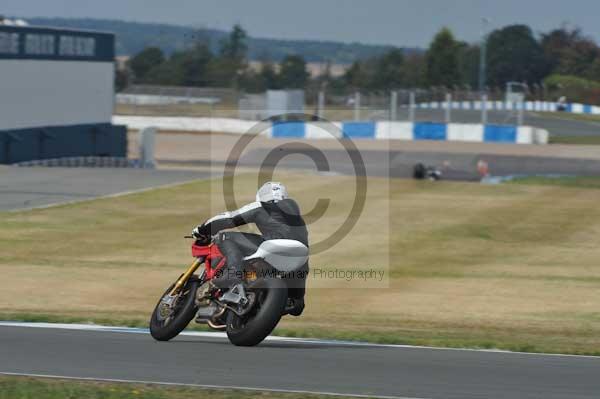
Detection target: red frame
<box><xmin>191</xmin><ymin>243</ymin><xmax>227</xmax><ymax>280</ymax></box>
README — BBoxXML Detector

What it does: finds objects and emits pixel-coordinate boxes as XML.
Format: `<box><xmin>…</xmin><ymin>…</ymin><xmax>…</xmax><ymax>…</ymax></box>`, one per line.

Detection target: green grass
<box><xmin>543</xmin><ymin>111</ymin><xmax>600</xmax><ymax>123</ymax></box>
<box><xmin>549</xmin><ymin>135</ymin><xmax>600</xmax><ymax>145</ymax></box>
<box><xmin>509</xmin><ymin>176</ymin><xmax>600</xmax><ymax>189</ymax></box>
<box><xmin>2</xmin><ymin>172</ymin><xmax>600</xmax><ymax>355</ymax></box>
<box><xmin>0</xmin><ymin>376</ymin><xmax>348</xmax><ymax>399</ymax></box>
<box><xmin>534</xmin><ymin>112</ymin><xmax>600</xmax><ymax>145</ymax></box>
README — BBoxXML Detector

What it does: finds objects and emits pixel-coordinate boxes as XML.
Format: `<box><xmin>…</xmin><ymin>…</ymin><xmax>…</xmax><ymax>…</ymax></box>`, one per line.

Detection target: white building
<box><xmin>0</xmin><ymin>23</ymin><xmax>125</xmax><ymax>163</ymax></box>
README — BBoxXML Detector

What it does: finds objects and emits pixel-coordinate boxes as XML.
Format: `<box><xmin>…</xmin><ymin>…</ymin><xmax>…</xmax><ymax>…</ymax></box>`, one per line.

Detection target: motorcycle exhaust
<box><xmin>195</xmin><ymin>303</ymin><xmax>227</xmax><ymax>331</ymax></box>
<box><xmin>207</xmin><ymin>319</ymin><xmax>226</xmax><ymax>331</ymax></box>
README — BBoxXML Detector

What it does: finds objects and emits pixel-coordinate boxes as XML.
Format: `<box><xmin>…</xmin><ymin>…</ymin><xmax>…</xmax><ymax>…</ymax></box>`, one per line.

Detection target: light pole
<box><xmin>479</xmin><ymin>17</ymin><xmax>490</xmax><ymax>94</ymax></box>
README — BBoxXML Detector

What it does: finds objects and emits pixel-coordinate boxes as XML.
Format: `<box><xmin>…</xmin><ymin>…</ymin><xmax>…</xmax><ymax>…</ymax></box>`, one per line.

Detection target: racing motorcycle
<box><xmin>149</xmin><ymin>236</ymin><xmax>309</xmax><ymax>346</ymax></box>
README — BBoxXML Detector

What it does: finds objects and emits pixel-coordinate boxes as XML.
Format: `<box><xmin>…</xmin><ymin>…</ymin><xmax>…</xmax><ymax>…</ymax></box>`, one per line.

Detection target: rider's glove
<box><xmin>192</xmin><ymin>225</ymin><xmax>209</xmax><ymax>242</ymax></box>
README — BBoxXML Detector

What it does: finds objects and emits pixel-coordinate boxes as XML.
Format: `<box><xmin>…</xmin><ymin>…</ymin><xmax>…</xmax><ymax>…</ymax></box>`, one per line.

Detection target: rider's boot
<box><xmin>283</xmin><ymin>297</ymin><xmax>305</xmax><ymax>317</ymax></box>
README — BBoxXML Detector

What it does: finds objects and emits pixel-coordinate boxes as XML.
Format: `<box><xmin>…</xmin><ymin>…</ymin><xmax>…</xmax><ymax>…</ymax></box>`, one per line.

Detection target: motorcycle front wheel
<box><xmin>226</xmin><ymin>277</ymin><xmax>288</xmax><ymax>347</ymax></box>
<box><xmin>149</xmin><ymin>278</ymin><xmax>199</xmax><ymax>341</ymax></box>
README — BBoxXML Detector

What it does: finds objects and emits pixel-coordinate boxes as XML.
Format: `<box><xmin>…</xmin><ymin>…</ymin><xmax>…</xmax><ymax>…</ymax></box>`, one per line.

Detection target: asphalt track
<box><xmin>1</xmin><ymin>324</ymin><xmax>599</xmax><ymax>399</ymax></box>
<box><xmin>3</xmin><ymin>142</ymin><xmax>600</xmax><ymax>213</ymax></box>
<box><xmin>0</xmin><ymin>167</ymin><xmax>211</xmax><ymax>211</ymax></box>
<box><xmin>164</xmin><ymin>147</ymin><xmax>600</xmax><ymax>181</ymax></box>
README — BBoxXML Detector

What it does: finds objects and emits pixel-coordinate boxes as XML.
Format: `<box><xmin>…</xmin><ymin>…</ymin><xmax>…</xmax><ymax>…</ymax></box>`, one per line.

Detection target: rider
<box><xmin>192</xmin><ymin>182</ymin><xmax>308</xmax><ymax>316</ymax></box>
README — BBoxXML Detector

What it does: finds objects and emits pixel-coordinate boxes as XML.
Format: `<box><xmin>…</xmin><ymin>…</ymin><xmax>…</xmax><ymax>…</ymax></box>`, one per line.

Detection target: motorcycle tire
<box><xmin>226</xmin><ymin>277</ymin><xmax>288</xmax><ymax>347</ymax></box>
<box><xmin>149</xmin><ymin>278</ymin><xmax>199</xmax><ymax>342</ymax></box>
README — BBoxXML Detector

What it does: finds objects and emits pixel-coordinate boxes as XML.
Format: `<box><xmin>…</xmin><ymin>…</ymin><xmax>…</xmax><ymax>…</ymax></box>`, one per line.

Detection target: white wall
<box><xmin>0</xmin><ymin>59</ymin><xmax>114</xmax><ymax>130</ymax></box>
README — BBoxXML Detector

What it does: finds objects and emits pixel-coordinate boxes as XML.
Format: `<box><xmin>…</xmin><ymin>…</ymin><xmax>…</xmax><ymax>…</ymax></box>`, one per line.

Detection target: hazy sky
<box><xmin>4</xmin><ymin>0</ymin><xmax>600</xmax><ymax>47</ymax></box>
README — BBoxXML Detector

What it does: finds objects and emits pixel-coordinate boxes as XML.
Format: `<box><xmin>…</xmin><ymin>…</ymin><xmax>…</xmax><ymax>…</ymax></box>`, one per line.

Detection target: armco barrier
<box><xmin>415</xmin><ymin>100</ymin><xmax>600</xmax><ymax>115</ymax></box>
<box><xmin>342</xmin><ymin>122</ymin><xmax>376</xmax><ymax>139</ymax></box>
<box><xmin>113</xmin><ymin>116</ymin><xmax>549</xmax><ymax>145</ymax></box>
<box><xmin>272</xmin><ymin>121</ymin><xmax>306</xmax><ymax>138</ymax></box>
<box><xmin>0</xmin><ymin>123</ymin><xmax>127</xmax><ymax>164</ymax></box>
<box><xmin>413</xmin><ymin>123</ymin><xmax>447</xmax><ymax>141</ymax></box>
<box><xmin>299</xmin><ymin>121</ymin><xmax>547</xmax><ymax>144</ymax></box>
<box><xmin>112</xmin><ymin>116</ymin><xmax>256</xmax><ymax>134</ymax></box>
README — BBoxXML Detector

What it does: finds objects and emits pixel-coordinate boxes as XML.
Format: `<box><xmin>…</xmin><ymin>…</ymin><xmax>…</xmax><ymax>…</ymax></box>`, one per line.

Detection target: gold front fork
<box><xmin>169</xmin><ymin>258</ymin><xmax>203</xmax><ymax>296</ymax></box>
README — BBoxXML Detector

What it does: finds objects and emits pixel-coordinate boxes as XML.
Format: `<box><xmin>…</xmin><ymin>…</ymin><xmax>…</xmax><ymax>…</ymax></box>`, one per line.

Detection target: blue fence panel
<box><xmin>341</xmin><ymin>122</ymin><xmax>376</xmax><ymax>139</ymax></box>
<box><xmin>584</xmin><ymin>105</ymin><xmax>593</xmax><ymax>114</ymax></box>
<box><xmin>0</xmin><ymin>123</ymin><xmax>126</xmax><ymax>164</ymax></box>
<box><xmin>272</xmin><ymin>121</ymin><xmax>306</xmax><ymax>138</ymax></box>
<box><xmin>413</xmin><ymin>123</ymin><xmax>447</xmax><ymax>141</ymax></box>
<box><xmin>484</xmin><ymin>125</ymin><xmax>517</xmax><ymax>143</ymax></box>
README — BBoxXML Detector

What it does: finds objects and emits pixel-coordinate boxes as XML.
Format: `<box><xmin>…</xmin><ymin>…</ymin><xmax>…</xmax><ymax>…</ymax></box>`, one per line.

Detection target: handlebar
<box><xmin>185</xmin><ymin>235</ymin><xmax>212</xmax><ymax>246</ymax></box>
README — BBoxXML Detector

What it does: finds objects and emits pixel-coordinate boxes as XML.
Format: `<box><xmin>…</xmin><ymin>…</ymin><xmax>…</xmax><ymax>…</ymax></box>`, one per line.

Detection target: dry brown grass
<box><xmin>115</xmin><ymin>103</ymin><xmax>240</xmax><ymax>118</ymax></box>
<box><xmin>115</xmin><ymin>103</ymin><xmax>360</xmax><ymax>122</ymax></box>
<box><xmin>1</xmin><ymin>172</ymin><xmax>600</xmax><ymax>354</ymax></box>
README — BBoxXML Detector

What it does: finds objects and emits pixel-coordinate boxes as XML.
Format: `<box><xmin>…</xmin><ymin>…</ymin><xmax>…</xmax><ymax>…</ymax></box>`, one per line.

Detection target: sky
<box><xmin>3</xmin><ymin>0</ymin><xmax>600</xmax><ymax>47</ymax></box>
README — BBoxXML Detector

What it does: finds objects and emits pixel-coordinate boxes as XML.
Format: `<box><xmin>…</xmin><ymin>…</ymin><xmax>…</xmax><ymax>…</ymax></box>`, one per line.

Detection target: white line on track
<box><xmin>1</xmin><ymin>321</ymin><xmax>599</xmax><ymax>359</ymax></box>
<box><xmin>0</xmin><ymin>371</ymin><xmax>425</xmax><ymax>399</ymax></box>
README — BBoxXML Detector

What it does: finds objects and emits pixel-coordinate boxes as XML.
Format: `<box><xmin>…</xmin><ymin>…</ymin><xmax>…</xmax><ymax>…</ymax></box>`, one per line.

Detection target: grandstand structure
<box><xmin>0</xmin><ymin>22</ymin><xmax>125</xmax><ymax>164</ymax></box>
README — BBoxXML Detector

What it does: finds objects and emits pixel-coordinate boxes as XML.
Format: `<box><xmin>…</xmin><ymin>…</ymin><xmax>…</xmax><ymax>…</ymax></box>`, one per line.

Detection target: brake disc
<box><xmin>157</xmin><ymin>293</ymin><xmax>178</xmax><ymax>321</ymax></box>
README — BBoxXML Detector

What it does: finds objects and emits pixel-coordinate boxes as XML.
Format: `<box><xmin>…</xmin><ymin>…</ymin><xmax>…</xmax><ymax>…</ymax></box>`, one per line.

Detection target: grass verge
<box><xmin>2</xmin><ymin>172</ymin><xmax>600</xmax><ymax>355</ymax></box>
<box><xmin>549</xmin><ymin>135</ymin><xmax>600</xmax><ymax>145</ymax></box>
<box><xmin>0</xmin><ymin>376</ymin><xmax>347</xmax><ymax>399</ymax></box>
<box><xmin>508</xmin><ymin>176</ymin><xmax>600</xmax><ymax>189</ymax></box>
<box><xmin>543</xmin><ymin>112</ymin><xmax>600</xmax><ymax>123</ymax></box>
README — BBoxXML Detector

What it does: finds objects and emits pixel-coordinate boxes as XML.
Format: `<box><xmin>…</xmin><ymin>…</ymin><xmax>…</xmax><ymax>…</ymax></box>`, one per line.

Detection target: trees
<box><xmin>213</xmin><ymin>24</ymin><xmax>249</xmax><ymax>88</ymax></box>
<box><xmin>114</xmin><ymin>66</ymin><xmax>130</xmax><ymax>92</ymax></box>
<box><xmin>541</xmin><ymin>27</ymin><xmax>600</xmax><ymax>79</ymax></box>
<box><xmin>144</xmin><ymin>58</ymin><xmax>185</xmax><ymax>85</ymax></box>
<box><xmin>457</xmin><ymin>44</ymin><xmax>480</xmax><ymax>89</ymax></box>
<box><xmin>260</xmin><ymin>60</ymin><xmax>281</xmax><ymax>90</ymax></box>
<box><xmin>425</xmin><ymin>28</ymin><xmax>461</xmax><ymax>87</ymax></box>
<box><xmin>372</xmin><ymin>49</ymin><xmax>406</xmax><ymax>89</ymax></box>
<box><xmin>486</xmin><ymin>25</ymin><xmax>549</xmax><ymax>87</ymax></box>
<box><xmin>279</xmin><ymin>55</ymin><xmax>309</xmax><ymax>89</ymax></box>
<box><xmin>342</xmin><ymin>48</ymin><xmax>414</xmax><ymax>91</ymax></box>
<box><xmin>128</xmin><ymin>47</ymin><xmax>165</xmax><ymax>82</ymax></box>
<box><xmin>220</xmin><ymin>24</ymin><xmax>248</xmax><ymax>62</ymax></box>
<box><xmin>144</xmin><ymin>43</ymin><xmax>213</xmax><ymax>86</ymax></box>
<box><xmin>344</xmin><ymin>61</ymin><xmax>369</xmax><ymax>89</ymax></box>
<box><xmin>179</xmin><ymin>43</ymin><xmax>214</xmax><ymax>86</ymax></box>
<box><xmin>123</xmin><ymin>21</ymin><xmax>600</xmax><ymax>100</ymax></box>
<box><xmin>402</xmin><ymin>53</ymin><xmax>427</xmax><ymax>88</ymax></box>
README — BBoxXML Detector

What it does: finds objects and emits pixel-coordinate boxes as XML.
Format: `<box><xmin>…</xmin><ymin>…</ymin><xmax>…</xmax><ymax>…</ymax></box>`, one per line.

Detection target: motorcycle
<box><xmin>149</xmin><ymin>235</ymin><xmax>309</xmax><ymax>346</ymax></box>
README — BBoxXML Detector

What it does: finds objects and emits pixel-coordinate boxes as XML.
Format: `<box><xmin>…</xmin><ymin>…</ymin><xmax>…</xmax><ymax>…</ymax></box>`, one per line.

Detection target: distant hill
<box><xmin>25</xmin><ymin>17</ymin><xmax>420</xmax><ymax>63</ymax></box>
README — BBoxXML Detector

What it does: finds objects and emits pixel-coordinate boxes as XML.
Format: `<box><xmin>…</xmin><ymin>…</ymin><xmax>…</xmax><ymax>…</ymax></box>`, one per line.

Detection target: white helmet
<box><xmin>256</xmin><ymin>182</ymin><xmax>288</xmax><ymax>203</ymax></box>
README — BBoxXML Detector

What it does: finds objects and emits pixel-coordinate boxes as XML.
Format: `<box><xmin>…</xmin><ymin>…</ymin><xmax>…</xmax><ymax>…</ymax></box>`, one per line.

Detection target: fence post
<box><xmin>139</xmin><ymin>127</ymin><xmax>156</xmax><ymax>169</ymax></box>
<box><xmin>481</xmin><ymin>94</ymin><xmax>488</xmax><ymax>125</ymax></box>
<box><xmin>517</xmin><ymin>102</ymin><xmax>524</xmax><ymax>126</ymax></box>
<box><xmin>409</xmin><ymin>91</ymin><xmax>416</xmax><ymax>122</ymax></box>
<box><xmin>317</xmin><ymin>90</ymin><xmax>325</xmax><ymax>119</ymax></box>
<box><xmin>390</xmin><ymin>91</ymin><xmax>398</xmax><ymax>121</ymax></box>
<box><xmin>354</xmin><ymin>92</ymin><xmax>361</xmax><ymax>121</ymax></box>
<box><xmin>445</xmin><ymin>93</ymin><xmax>452</xmax><ymax>124</ymax></box>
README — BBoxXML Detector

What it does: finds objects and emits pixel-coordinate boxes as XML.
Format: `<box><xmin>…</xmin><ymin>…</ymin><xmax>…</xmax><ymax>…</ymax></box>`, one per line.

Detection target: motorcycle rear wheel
<box><xmin>149</xmin><ymin>278</ymin><xmax>199</xmax><ymax>342</ymax></box>
<box><xmin>226</xmin><ymin>277</ymin><xmax>288</xmax><ymax>347</ymax></box>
